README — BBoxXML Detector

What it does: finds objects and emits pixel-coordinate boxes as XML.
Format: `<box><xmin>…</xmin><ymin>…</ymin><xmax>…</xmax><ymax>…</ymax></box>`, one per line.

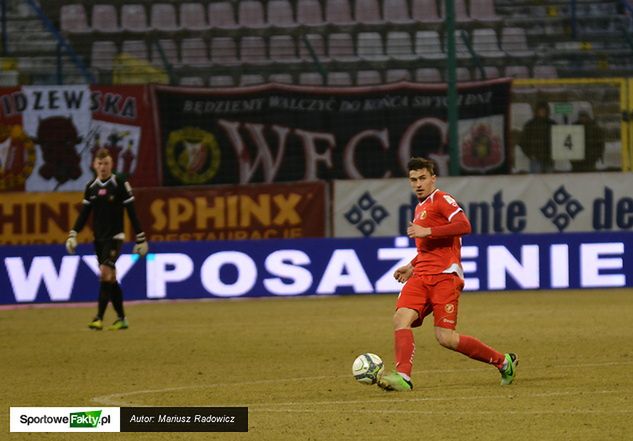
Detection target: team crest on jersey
<box><xmin>444</xmin><ymin>304</ymin><xmax>455</xmax><ymax>313</ymax></box>
<box><xmin>419</xmin><ymin>210</ymin><xmax>427</xmax><ymax>220</ymax></box>
<box><xmin>443</xmin><ymin>195</ymin><xmax>458</xmax><ymax>207</ymax></box>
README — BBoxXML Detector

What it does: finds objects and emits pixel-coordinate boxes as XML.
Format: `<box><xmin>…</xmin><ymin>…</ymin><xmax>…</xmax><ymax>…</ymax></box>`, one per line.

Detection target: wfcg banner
<box><xmin>334</xmin><ymin>173</ymin><xmax>633</xmax><ymax>237</ymax></box>
<box><xmin>1</xmin><ymin>233</ymin><xmax>631</xmax><ymax>304</ymax></box>
<box><xmin>153</xmin><ymin>79</ymin><xmax>511</xmax><ymax>186</ymax></box>
<box><xmin>0</xmin><ymin>85</ymin><xmax>159</xmax><ymax>192</ymax></box>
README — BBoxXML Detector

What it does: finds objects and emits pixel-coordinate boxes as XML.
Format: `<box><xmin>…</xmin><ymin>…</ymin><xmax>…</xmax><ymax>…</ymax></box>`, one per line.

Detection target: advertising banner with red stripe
<box><xmin>0</xmin><ymin>85</ymin><xmax>159</xmax><ymax>192</ymax></box>
<box><xmin>153</xmin><ymin>80</ymin><xmax>511</xmax><ymax>186</ymax></box>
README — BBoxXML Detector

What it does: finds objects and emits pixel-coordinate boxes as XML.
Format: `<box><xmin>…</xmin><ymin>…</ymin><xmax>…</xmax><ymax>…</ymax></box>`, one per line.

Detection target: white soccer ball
<box><xmin>352</xmin><ymin>353</ymin><xmax>384</xmax><ymax>385</ymax></box>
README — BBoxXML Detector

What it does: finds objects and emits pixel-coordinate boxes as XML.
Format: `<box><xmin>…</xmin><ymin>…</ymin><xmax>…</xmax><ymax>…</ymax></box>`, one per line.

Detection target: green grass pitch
<box><xmin>2</xmin><ymin>289</ymin><xmax>633</xmax><ymax>440</ymax></box>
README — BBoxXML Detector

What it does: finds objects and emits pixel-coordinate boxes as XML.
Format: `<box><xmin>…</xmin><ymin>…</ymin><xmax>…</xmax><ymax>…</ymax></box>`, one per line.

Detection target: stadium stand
<box><xmin>1</xmin><ymin>0</ymin><xmax>632</xmax><ymax>86</ymax></box>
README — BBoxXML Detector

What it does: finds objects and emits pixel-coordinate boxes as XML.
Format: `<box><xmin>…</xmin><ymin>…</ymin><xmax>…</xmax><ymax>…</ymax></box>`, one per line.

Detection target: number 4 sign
<box><xmin>551</xmin><ymin>125</ymin><xmax>585</xmax><ymax>160</ymax></box>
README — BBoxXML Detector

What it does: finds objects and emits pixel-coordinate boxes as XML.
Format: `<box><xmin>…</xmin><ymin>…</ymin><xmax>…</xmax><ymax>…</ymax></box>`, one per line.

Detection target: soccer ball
<box><xmin>352</xmin><ymin>353</ymin><xmax>384</xmax><ymax>385</ymax></box>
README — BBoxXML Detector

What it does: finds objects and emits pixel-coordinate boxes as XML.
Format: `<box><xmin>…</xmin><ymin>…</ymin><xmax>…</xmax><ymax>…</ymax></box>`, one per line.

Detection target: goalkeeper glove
<box><xmin>133</xmin><ymin>232</ymin><xmax>149</xmax><ymax>257</ymax></box>
<box><xmin>65</xmin><ymin>230</ymin><xmax>77</xmax><ymax>254</ymax></box>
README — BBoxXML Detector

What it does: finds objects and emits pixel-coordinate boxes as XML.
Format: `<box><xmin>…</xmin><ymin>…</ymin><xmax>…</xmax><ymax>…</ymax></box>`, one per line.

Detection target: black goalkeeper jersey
<box><xmin>72</xmin><ymin>173</ymin><xmax>143</xmax><ymax>241</ymax></box>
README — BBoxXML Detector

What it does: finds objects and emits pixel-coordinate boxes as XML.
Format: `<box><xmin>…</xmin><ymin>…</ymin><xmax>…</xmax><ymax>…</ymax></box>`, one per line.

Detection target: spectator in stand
<box><xmin>571</xmin><ymin>110</ymin><xmax>605</xmax><ymax>172</ymax></box>
<box><xmin>519</xmin><ymin>101</ymin><xmax>556</xmax><ymax>173</ymax></box>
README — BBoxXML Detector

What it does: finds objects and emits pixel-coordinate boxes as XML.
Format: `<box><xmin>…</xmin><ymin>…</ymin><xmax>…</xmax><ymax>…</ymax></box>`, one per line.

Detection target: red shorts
<box><xmin>396</xmin><ymin>273</ymin><xmax>464</xmax><ymax>329</ymax></box>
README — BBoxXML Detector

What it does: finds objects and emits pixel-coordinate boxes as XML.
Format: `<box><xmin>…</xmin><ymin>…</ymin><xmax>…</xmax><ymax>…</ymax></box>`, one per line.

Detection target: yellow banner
<box><xmin>0</xmin><ymin>192</ymin><xmax>92</xmax><ymax>244</ymax></box>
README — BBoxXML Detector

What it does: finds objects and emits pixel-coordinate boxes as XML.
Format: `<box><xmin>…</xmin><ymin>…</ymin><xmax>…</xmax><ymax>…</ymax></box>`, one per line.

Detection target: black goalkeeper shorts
<box><xmin>94</xmin><ymin>239</ymin><xmax>123</xmax><ymax>268</ymax></box>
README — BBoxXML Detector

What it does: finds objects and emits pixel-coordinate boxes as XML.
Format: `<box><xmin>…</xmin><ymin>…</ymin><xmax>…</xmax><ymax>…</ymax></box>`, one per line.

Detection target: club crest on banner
<box><xmin>459</xmin><ymin>117</ymin><xmax>504</xmax><ymax>173</ymax></box>
<box><xmin>165</xmin><ymin>127</ymin><xmax>221</xmax><ymax>184</ymax></box>
<box><xmin>0</xmin><ymin>124</ymin><xmax>36</xmax><ymax>190</ymax></box>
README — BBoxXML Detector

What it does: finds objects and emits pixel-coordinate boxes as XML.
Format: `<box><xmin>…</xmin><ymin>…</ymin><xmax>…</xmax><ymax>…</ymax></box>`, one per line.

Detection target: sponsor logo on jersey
<box><xmin>443</xmin><ymin>195</ymin><xmax>458</xmax><ymax>207</ymax></box>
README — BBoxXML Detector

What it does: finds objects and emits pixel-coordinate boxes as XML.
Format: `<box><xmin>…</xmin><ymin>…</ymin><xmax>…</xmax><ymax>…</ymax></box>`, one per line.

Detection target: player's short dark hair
<box><xmin>95</xmin><ymin>147</ymin><xmax>111</xmax><ymax>160</ymax></box>
<box><xmin>407</xmin><ymin>157</ymin><xmax>436</xmax><ymax>176</ymax></box>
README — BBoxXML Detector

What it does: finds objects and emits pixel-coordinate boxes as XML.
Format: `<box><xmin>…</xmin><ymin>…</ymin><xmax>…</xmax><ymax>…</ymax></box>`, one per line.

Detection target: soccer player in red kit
<box><xmin>377</xmin><ymin>157</ymin><xmax>518</xmax><ymax>391</ymax></box>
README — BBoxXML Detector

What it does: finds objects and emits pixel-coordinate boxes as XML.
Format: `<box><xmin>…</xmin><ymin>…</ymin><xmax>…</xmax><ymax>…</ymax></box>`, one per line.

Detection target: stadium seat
<box><xmin>533</xmin><ymin>65</ymin><xmax>558</xmax><ymax>78</ymax></box>
<box><xmin>238</xmin><ymin>0</ymin><xmax>266</xmax><ymax>28</ymax></box>
<box><xmin>210</xmin><ymin>37</ymin><xmax>239</xmax><ymax>65</ymax></box>
<box><xmin>240</xmin><ymin>74</ymin><xmax>266</xmax><ymax>86</ymax></box>
<box><xmin>208</xmin><ymin>2</ymin><xmax>239</xmax><ymax>29</ymax></box>
<box><xmin>121</xmin><ymin>4</ymin><xmax>148</xmax><ymax>32</ymax></box>
<box><xmin>450</xmin><ymin>30</ymin><xmax>474</xmax><ymax>59</ymax></box>
<box><xmin>354</xmin><ymin>0</ymin><xmax>383</xmax><ymax>25</ymax></box>
<box><xmin>356</xmin><ymin>70</ymin><xmax>382</xmax><ymax>85</ymax></box>
<box><xmin>327</xmin><ymin>72</ymin><xmax>353</xmax><ymax>86</ymax></box>
<box><xmin>469</xmin><ymin>0</ymin><xmax>500</xmax><ymax>23</ymax></box>
<box><xmin>504</xmin><ymin>65</ymin><xmax>530</xmax><ymax>78</ymax></box>
<box><xmin>383</xmin><ymin>0</ymin><xmax>413</xmax><ymax>24</ymax></box>
<box><xmin>415</xmin><ymin>67</ymin><xmax>442</xmax><ymax>82</ymax></box>
<box><xmin>180</xmin><ymin>3</ymin><xmax>208</xmax><ymax>31</ymax></box>
<box><xmin>414</xmin><ymin>31</ymin><xmax>444</xmax><ymax>59</ymax></box>
<box><xmin>91</xmin><ymin>4</ymin><xmax>119</xmax><ymax>33</ymax></box>
<box><xmin>386</xmin><ymin>69</ymin><xmax>411</xmax><ymax>82</ymax></box>
<box><xmin>357</xmin><ymin>32</ymin><xmax>388</xmax><ymax>61</ymax></box>
<box><xmin>180</xmin><ymin>38</ymin><xmax>211</xmax><ymax>67</ymax></box>
<box><xmin>179</xmin><ymin>76</ymin><xmax>205</xmax><ymax>86</ymax></box>
<box><xmin>472</xmin><ymin>28</ymin><xmax>505</xmax><ymax>58</ymax></box>
<box><xmin>501</xmin><ymin>27</ymin><xmax>535</xmax><ymax>57</ymax></box>
<box><xmin>411</xmin><ymin>0</ymin><xmax>442</xmax><ymax>23</ymax></box>
<box><xmin>121</xmin><ymin>40</ymin><xmax>148</xmax><ymax>61</ymax></box>
<box><xmin>151</xmin><ymin>39</ymin><xmax>180</xmax><ymax>68</ymax></box>
<box><xmin>298</xmin><ymin>72</ymin><xmax>324</xmax><ymax>85</ymax></box>
<box><xmin>456</xmin><ymin>67</ymin><xmax>472</xmax><ymax>81</ymax></box>
<box><xmin>299</xmin><ymin>34</ymin><xmax>329</xmax><ymax>61</ymax></box>
<box><xmin>209</xmin><ymin>75</ymin><xmax>235</xmax><ymax>87</ymax></box>
<box><xmin>60</xmin><ymin>4</ymin><xmax>89</xmax><ymax>33</ymax></box>
<box><xmin>269</xmin><ymin>35</ymin><xmax>299</xmax><ymax>63</ymax></box>
<box><xmin>150</xmin><ymin>4</ymin><xmax>179</xmax><ymax>31</ymax></box>
<box><xmin>328</xmin><ymin>33</ymin><xmax>358</xmax><ymax>62</ymax></box>
<box><xmin>269</xmin><ymin>73</ymin><xmax>294</xmax><ymax>83</ymax></box>
<box><xmin>325</xmin><ymin>0</ymin><xmax>354</xmax><ymax>25</ymax></box>
<box><xmin>297</xmin><ymin>0</ymin><xmax>326</xmax><ymax>26</ymax></box>
<box><xmin>386</xmin><ymin>31</ymin><xmax>416</xmax><ymax>61</ymax></box>
<box><xmin>267</xmin><ymin>0</ymin><xmax>297</xmax><ymax>28</ymax></box>
<box><xmin>473</xmin><ymin>66</ymin><xmax>500</xmax><ymax>80</ymax></box>
<box><xmin>240</xmin><ymin>36</ymin><xmax>269</xmax><ymax>64</ymax></box>
<box><xmin>440</xmin><ymin>0</ymin><xmax>472</xmax><ymax>22</ymax></box>
<box><xmin>91</xmin><ymin>40</ymin><xmax>117</xmax><ymax>70</ymax></box>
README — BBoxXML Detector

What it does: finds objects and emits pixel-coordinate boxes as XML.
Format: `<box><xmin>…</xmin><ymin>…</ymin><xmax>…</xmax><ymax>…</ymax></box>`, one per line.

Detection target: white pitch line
<box><xmin>91</xmin><ymin>360</ymin><xmax>633</xmax><ymax>408</ymax></box>
<box><xmin>246</xmin><ymin>389</ymin><xmax>623</xmax><ymax>408</ymax></box>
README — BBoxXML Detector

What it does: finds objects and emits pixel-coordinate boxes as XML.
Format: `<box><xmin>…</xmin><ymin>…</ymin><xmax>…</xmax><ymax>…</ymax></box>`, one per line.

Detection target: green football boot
<box><xmin>377</xmin><ymin>371</ymin><xmax>413</xmax><ymax>391</ymax></box>
<box><xmin>500</xmin><ymin>353</ymin><xmax>519</xmax><ymax>385</ymax></box>
<box><xmin>108</xmin><ymin>318</ymin><xmax>129</xmax><ymax>331</ymax></box>
<box><xmin>88</xmin><ymin>318</ymin><xmax>103</xmax><ymax>330</ymax></box>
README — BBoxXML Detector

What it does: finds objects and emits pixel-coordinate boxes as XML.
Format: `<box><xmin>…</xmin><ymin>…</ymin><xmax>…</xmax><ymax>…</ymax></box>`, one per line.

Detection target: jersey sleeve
<box><xmin>121</xmin><ymin>178</ymin><xmax>135</xmax><ymax>205</ymax></box>
<box><xmin>71</xmin><ymin>182</ymin><xmax>93</xmax><ymax>233</ymax></box>
<box><xmin>437</xmin><ymin>192</ymin><xmax>463</xmax><ymax>222</ymax></box>
<box><xmin>120</xmin><ymin>177</ymin><xmax>144</xmax><ymax>235</ymax></box>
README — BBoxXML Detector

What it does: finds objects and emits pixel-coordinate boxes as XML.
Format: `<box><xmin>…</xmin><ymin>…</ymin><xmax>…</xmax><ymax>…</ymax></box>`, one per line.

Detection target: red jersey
<box><xmin>411</xmin><ymin>189</ymin><xmax>470</xmax><ymax>278</ymax></box>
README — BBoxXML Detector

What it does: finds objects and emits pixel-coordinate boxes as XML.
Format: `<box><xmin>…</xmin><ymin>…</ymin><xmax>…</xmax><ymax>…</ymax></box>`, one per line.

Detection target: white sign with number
<box><xmin>552</xmin><ymin>125</ymin><xmax>585</xmax><ymax>160</ymax></box>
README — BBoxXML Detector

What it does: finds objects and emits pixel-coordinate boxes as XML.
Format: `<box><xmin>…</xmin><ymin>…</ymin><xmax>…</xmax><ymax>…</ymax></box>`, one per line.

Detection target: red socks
<box><xmin>456</xmin><ymin>334</ymin><xmax>505</xmax><ymax>369</ymax></box>
<box><xmin>395</xmin><ymin>328</ymin><xmax>415</xmax><ymax>377</ymax></box>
